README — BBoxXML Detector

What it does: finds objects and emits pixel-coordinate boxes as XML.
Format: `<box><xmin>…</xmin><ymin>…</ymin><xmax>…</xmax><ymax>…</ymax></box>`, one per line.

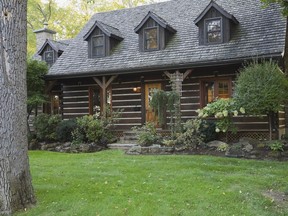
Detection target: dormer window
<box><xmin>135</xmin><ymin>11</ymin><xmax>176</xmax><ymax>52</ymax></box>
<box><xmin>205</xmin><ymin>18</ymin><xmax>222</xmax><ymax>44</ymax></box>
<box><xmin>44</xmin><ymin>50</ymin><xmax>54</xmax><ymax>67</ymax></box>
<box><xmin>194</xmin><ymin>1</ymin><xmax>238</xmax><ymax>45</ymax></box>
<box><xmin>84</xmin><ymin>21</ymin><xmax>123</xmax><ymax>59</ymax></box>
<box><xmin>92</xmin><ymin>34</ymin><xmax>105</xmax><ymax>57</ymax></box>
<box><xmin>37</xmin><ymin>39</ymin><xmax>69</xmax><ymax>67</ymax></box>
<box><xmin>144</xmin><ymin>27</ymin><xmax>158</xmax><ymax>50</ymax></box>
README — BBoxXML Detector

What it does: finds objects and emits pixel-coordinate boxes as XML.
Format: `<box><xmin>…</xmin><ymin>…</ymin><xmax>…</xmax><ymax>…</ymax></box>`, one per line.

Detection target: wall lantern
<box><xmin>133</xmin><ymin>87</ymin><xmax>141</xmax><ymax>93</ymax></box>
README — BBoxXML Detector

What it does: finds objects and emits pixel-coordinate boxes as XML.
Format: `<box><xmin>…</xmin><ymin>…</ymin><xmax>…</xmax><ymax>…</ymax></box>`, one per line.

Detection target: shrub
<box><xmin>197</xmin><ymin>98</ymin><xmax>245</xmax><ymax>134</ymax></box>
<box><xmin>176</xmin><ymin>119</ymin><xmax>205</xmax><ymax>149</ymax></box>
<box><xmin>132</xmin><ymin>123</ymin><xmax>161</xmax><ymax>146</ymax></box>
<box><xmin>234</xmin><ymin>60</ymin><xmax>288</xmax><ymax>140</ymax></box>
<box><xmin>269</xmin><ymin>141</ymin><xmax>284</xmax><ymax>152</ymax></box>
<box><xmin>217</xmin><ymin>143</ymin><xmax>229</xmax><ymax>152</ymax></box>
<box><xmin>72</xmin><ymin>115</ymin><xmax>114</xmax><ymax>146</ymax></box>
<box><xmin>56</xmin><ymin>119</ymin><xmax>78</xmax><ymax>142</ymax></box>
<box><xmin>200</xmin><ymin>120</ymin><xmax>217</xmax><ymax>143</ymax></box>
<box><xmin>33</xmin><ymin>114</ymin><xmax>61</xmax><ymax>142</ymax></box>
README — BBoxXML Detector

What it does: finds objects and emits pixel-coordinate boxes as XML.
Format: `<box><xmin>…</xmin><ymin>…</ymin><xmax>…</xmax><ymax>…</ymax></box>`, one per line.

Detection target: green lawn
<box><xmin>16</xmin><ymin>150</ymin><xmax>288</xmax><ymax>216</ymax></box>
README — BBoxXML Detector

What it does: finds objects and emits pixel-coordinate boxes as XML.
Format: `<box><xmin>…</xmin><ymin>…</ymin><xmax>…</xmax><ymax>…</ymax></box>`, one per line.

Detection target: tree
<box><xmin>261</xmin><ymin>0</ymin><xmax>288</xmax><ymax>73</ymax></box>
<box><xmin>234</xmin><ymin>61</ymin><xmax>288</xmax><ymax>140</ymax></box>
<box><xmin>27</xmin><ymin>59</ymin><xmax>49</xmax><ymax>133</ymax></box>
<box><xmin>0</xmin><ymin>1</ymin><xmax>36</xmax><ymax>215</ymax></box>
<box><xmin>27</xmin><ymin>0</ymin><xmax>156</xmax><ymax>57</ymax></box>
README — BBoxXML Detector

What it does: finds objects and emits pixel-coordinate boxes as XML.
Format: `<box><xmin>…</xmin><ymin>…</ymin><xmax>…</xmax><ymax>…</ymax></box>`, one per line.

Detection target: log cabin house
<box><xmin>38</xmin><ymin>0</ymin><xmax>286</xmax><ymax>140</ymax></box>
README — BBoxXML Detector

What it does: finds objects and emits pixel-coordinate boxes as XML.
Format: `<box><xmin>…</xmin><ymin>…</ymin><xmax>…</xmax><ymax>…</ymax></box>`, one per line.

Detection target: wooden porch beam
<box><xmin>93</xmin><ymin>77</ymin><xmax>103</xmax><ymax>89</ymax></box>
<box><xmin>105</xmin><ymin>75</ymin><xmax>118</xmax><ymax>89</ymax></box>
<box><xmin>164</xmin><ymin>71</ymin><xmax>172</xmax><ymax>79</ymax></box>
<box><xmin>183</xmin><ymin>69</ymin><xmax>193</xmax><ymax>79</ymax></box>
<box><xmin>45</xmin><ymin>80</ymin><xmax>57</xmax><ymax>94</ymax></box>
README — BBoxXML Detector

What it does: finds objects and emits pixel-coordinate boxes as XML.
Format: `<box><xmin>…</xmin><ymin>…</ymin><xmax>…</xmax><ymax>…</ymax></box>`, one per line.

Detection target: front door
<box><xmin>145</xmin><ymin>83</ymin><xmax>161</xmax><ymax>124</ymax></box>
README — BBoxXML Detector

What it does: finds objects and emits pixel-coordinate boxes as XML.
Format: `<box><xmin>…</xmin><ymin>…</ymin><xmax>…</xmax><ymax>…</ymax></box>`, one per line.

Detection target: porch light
<box><xmin>133</xmin><ymin>87</ymin><xmax>141</xmax><ymax>93</ymax></box>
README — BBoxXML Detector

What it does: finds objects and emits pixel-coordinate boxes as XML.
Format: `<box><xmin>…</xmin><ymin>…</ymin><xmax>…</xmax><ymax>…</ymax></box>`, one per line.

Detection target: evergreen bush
<box><xmin>33</xmin><ymin>114</ymin><xmax>61</xmax><ymax>142</ymax></box>
<box><xmin>56</xmin><ymin>119</ymin><xmax>78</xmax><ymax>142</ymax></box>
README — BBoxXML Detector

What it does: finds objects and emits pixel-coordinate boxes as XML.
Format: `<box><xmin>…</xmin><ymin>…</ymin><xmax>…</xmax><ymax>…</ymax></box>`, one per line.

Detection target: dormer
<box><xmin>83</xmin><ymin>21</ymin><xmax>123</xmax><ymax>58</ymax></box>
<box><xmin>194</xmin><ymin>1</ymin><xmax>239</xmax><ymax>45</ymax></box>
<box><xmin>37</xmin><ymin>39</ymin><xmax>69</xmax><ymax>67</ymax></box>
<box><xmin>134</xmin><ymin>11</ymin><xmax>176</xmax><ymax>52</ymax></box>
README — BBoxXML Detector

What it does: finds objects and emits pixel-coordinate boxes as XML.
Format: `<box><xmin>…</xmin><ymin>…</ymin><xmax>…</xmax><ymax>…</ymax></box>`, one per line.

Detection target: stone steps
<box><xmin>107</xmin><ymin>143</ymin><xmax>138</xmax><ymax>150</ymax></box>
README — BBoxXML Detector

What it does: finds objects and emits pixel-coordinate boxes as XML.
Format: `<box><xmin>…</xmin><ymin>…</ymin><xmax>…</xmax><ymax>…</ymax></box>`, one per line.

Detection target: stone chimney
<box><xmin>33</xmin><ymin>22</ymin><xmax>56</xmax><ymax>51</ymax></box>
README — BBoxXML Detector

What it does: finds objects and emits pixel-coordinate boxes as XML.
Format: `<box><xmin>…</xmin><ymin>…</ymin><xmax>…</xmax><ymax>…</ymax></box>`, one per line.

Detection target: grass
<box><xmin>16</xmin><ymin>150</ymin><xmax>288</xmax><ymax>216</ymax></box>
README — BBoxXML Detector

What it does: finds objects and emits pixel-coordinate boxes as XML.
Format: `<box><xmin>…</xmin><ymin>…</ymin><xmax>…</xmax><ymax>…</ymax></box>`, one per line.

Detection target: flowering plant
<box><xmin>196</xmin><ymin>98</ymin><xmax>245</xmax><ymax>133</ymax></box>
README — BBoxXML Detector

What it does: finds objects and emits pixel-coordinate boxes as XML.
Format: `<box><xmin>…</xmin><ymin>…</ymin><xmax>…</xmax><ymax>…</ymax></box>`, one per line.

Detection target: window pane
<box><xmin>205</xmin><ymin>81</ymin><xmax>215</xmax><ymax>104</ymax></box>
<box><xmin>144</xmin><ymin>28</ymin><xmax>158</xmax><ymax>50</ymax></box>
<box><xmin>93</xmin><ymin>36</ymin><xmax>103</xmax><ymax>46</ymax></box>
<box><xmin>44</xmin><ymin>51</ymin><xmax>54</xmax><ymax>66</ymax></box>
<box><xmin>92</xmin><ymin>35</ymin><xmax>104</xmax><ymax>56</ymax></box>
<box><xmin>218</xmin><ymin>82</ymin><xmax>229</xmax><ymax>98</ymax></box>
<box><xmin>206</xmin><ymin>19</ymin><xmax>222</xmax><ymax>43</ymax></box>
<box><xmin>208</xmin><ymin>32</ymin><xmax>221</xmax><ymax>43</ymax></box>
<box><xmin>93</xmin><ymin>47</ymin><xmax>104</xmax><ymax>56</ymax></box>
<box><xmin>207</xmin><ymin>20</ymin><xmax>221</xmax><ymax>32</ymax></box>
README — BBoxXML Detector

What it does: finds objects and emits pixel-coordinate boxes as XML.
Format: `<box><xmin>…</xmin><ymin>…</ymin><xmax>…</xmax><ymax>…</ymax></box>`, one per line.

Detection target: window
<box><xmin>202</xmin><ymin>79</ymin><xmax>231</xmax><ymax>106</ymax></box>
<box><xmin>92</xmin><ymin>35</ymin><xmax>105</xmax><ymax>57</ymax></box>
<box><xmin>44</xmin><ymin>50</ymin><xmax>54</xmax><ymax>67</ymax></box>
<box><xmin>205</xmin><ymin>18</ymin><xmax>222</xmax><ymax>44</ymax></box>
<box><xmin>144</xmin><ymin>27</ymin><xmax>158</xmax><ymax>51</ymax></box>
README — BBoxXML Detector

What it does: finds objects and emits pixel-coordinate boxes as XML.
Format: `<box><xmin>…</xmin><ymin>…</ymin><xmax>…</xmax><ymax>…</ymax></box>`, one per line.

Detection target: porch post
<box><xmin>164</xmin><ymin>69</ymin><xmax>192</xmax><ymax>133</ymax></box>
<box><xmin>93</xmin><ymin>75</ymin><xmax>118</xmax><ymax>117</ymax></box>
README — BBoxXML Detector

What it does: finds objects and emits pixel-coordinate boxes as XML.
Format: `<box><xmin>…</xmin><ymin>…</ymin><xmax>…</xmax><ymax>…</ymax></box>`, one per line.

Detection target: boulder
<box><xmin>126</xmin><ymin>146</ymin><xmax>142</xmax><ymax>155</ymax></box>
<box><xmin>207</xmin><ymin>140</ymin><xmax>228</xmax><ymax>149</ymax></box>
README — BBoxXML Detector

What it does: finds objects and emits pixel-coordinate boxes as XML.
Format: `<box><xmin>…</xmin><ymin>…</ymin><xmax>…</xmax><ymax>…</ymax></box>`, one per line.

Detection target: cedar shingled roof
<box><xmin>46</xmin><ymin>0</ymin><xmax>286</xmax><ymax>79</ymax></box>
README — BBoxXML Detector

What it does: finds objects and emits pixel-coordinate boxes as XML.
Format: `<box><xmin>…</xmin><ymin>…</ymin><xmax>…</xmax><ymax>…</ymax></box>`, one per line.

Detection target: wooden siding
<box><xmin>50</xmin><ymin>65</ymin><xmax>285</xmax><ymax>139</ymax></box>
<box><xmin>62</xmin><ymin>84</ymin><xmax>93</xmax><ymax>119</ymax></box>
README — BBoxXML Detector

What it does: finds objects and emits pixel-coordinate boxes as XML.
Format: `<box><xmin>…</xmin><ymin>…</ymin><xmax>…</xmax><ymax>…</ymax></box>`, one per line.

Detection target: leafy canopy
<box><xmin>27</xmin><ymin>59</ymin><xmax>48</xmax><ymax>111</ymax></box>
<box><xmin>261</xmin><ymin>0</ymin><xmax>288</xmax><ymax>16</ymax></box>
<box><xmin>27</xmin><ymin>0</ymin><xmax>155</xmax><ymax>57</ymax></box>
<box><xmin>234</xmin><ymin>60</ymin><xmax>288</xmax><ymax>116</ymax></box>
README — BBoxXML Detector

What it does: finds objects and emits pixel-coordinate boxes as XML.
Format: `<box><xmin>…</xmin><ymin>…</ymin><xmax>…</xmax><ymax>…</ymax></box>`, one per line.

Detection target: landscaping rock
<box><xmin>225</xmin><ymin>143</ymin><xmax>245</xmax><ymax>158</ymax></box>
<box><xmin>242</xmin><ymin>143</ymin><xmax>253</xmax><ymax>152</ymax></box>
<box><xmin>126</xmin><ymin>146</ymin><xmax>142</xmax><ymax>155</ymax></box>
<box><xmin>207</xmin><ymin>140</ymin><xmax>228</xmax><ymax>150</ymax></box>
<box><xmin>239</xmin><ymin>137</ymin><xmax>260</xmax><ymax>146</ymax></box>
<box><xmin>126</xmin><ymin>146</ymin><xmax>174</xmax><ymax>155</ymax></box>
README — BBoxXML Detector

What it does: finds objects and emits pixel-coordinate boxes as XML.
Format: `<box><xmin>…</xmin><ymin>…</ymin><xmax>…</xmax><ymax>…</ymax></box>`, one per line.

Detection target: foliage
<box><xmin>33</xmin><ymin>114</ymin><xmax>62</xmax><ymax>142</ymax></box>
<box><xmin>132</xmin><ymin>122</ymin><xmax>161</xmax><ymax>146</ymax></box>
<box><xmin>150</xmin><ymin>89</ymin><xmax>181</xmax><ymax>134</ymax></box>
<box><xmin>27</xmin><ymin>0</ymin><xmax>155</xmax><ymax>56</ymax></box>
<box><xmin>269</xmin><ymin>141</ymin><xmax>284</xmax><ymax>152</ymax></box>
<box><xmin>217</xmin><ymin>143</ymin><xmax>229</xmax><ymax>152</ymax></box>
<box><xmin>234</xmin><ymin>60</ymin><xmax>288</xmax><ymax>115</ymax></box>
<box><xmin>200</xmin><ymin>120</ymin><xmax>217</xmax><ymax>143</ymax></box>
<box><xmin>261</xmin><ymin>0</ymin><xmax>288</xmax><ymax>16</ymax></box>
<box><xmin>27</xmin><ymin>59</ymin><xmax>48</xmax><ymax>115</ymax></box>
<box><xmin>56</xmin><ymin>119</ymin><xmax>78</xmax><ymax>142</ymax></box>
<box><xmin>234</xmin><ymin>61</ymin><xmax>288</xmax><ymax>140</ymax></box>
<box><xmin>176</xmin><ymin>119</ymin><xmax>205</xmax><ymax>149</ymax></box>
<box><xmin>72</xmin><ymin>115</ymin><xmax>114</xmax><ymax>145</ymax></box>
<box><xmin>197</xmin><ymin>98</ymin><xmax>245</xmax><ymax>134</ymax></box>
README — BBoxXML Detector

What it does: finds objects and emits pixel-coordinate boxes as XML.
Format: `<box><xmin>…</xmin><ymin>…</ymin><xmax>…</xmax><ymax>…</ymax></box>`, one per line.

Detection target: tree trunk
<box><xmin>284</xmin><ymin>17</ymin><xmax>288</xmax><ymax>74</ymax></box>
<box><xmin>0</xmin><ymin>1</ymin><xmax>36</xmax><ymax>215</ymax></box>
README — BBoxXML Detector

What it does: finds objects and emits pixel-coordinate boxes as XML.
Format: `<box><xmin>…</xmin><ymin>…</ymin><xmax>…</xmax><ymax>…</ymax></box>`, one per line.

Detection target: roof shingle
<box><xmin>47</xmin><ymin>0</ymin><xmax>286</xmax><ymax>78</ymax></box>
